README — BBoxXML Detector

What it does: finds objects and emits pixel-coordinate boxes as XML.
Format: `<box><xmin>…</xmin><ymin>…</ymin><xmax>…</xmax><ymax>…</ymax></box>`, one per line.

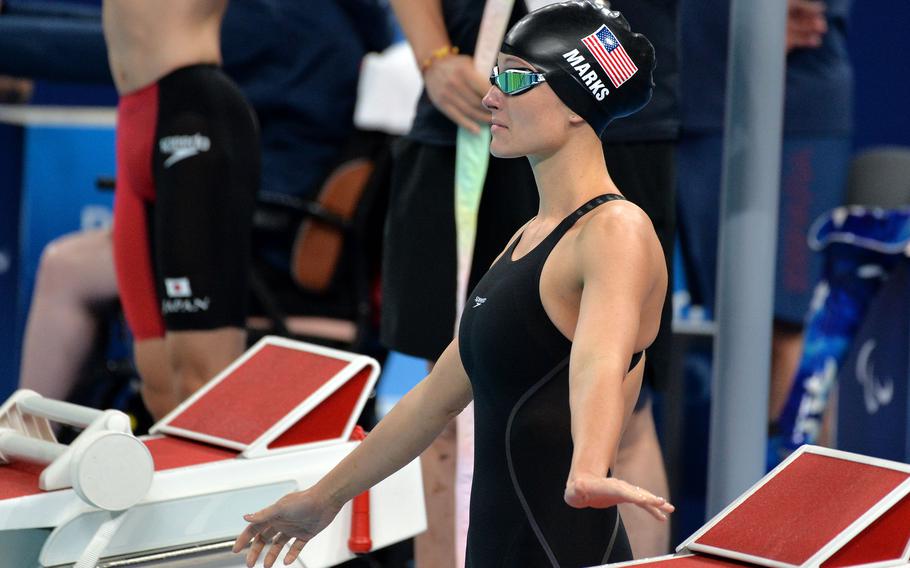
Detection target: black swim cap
<box><xmin>501</xmin><ymin>0</ymin><xmax>655</xmax><ymax>136</ymax></box>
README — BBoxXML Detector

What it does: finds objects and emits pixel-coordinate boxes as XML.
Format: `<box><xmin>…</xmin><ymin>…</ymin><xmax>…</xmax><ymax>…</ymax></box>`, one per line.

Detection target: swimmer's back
<box><xmin>103</xmin><ymin>0</ymin><xmax>227</xmax><ymax>94</ymax></box>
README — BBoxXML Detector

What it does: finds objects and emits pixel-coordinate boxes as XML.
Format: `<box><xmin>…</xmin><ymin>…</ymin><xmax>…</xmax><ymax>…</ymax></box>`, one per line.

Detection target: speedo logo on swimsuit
<box><xmin>162</xmin><ymin>277</ymin><xmax>211</xmax><ymax>314</ymax></box>
<box><xmin>472</xmin><ymin>296</ymin><xmax>487</xmax><ymax>308</ymax></box>
<box><xmin>562</xmin><ymin>49</ymin><xmax>609</xmax><ymax>101</ymax></box>
<box><xmin>159</xmin><ymin>133</ymin><xmax>211</xmax><ymax>168</ymax></box>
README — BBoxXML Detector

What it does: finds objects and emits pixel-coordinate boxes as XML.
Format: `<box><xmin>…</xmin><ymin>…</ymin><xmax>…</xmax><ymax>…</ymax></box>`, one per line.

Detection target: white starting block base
<box><xmin>3</xmin><ymin>445</ymin><xmax>423</xmax><ymax>567</ymax></box>
<box><xmin>0</xmin><ymin>337</ymin><xmax>427</xmax><ymax>567</ymax></box>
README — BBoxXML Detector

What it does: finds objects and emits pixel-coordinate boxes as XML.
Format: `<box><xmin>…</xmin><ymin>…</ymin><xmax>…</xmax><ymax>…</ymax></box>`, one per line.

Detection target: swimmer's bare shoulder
<box><xmin>572</xmin><ymin>198</ymin><xmax>666</xmax><ymax>296</ymax></box>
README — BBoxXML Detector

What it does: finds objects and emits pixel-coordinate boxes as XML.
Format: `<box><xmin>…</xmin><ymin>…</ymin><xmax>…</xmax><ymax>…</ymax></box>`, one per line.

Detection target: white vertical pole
<box><xmin>707</xmin><ymin>0</ymin><xmax>788</xmax><ymax>516</ymax></box>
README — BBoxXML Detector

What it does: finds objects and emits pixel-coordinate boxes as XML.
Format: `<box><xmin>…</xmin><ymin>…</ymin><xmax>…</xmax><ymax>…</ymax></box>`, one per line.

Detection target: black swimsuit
<box><xmin>458</xmin><ymin>194</ymin><xmax>641</xmax><ymax>567</ymax></box>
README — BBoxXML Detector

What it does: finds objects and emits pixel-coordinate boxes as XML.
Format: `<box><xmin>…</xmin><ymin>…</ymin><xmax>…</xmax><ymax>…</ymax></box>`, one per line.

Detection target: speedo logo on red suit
<box><xmin>159</xmin><ymin>133</ymin><xmax>211</xmax><ymax>168</ymax></box>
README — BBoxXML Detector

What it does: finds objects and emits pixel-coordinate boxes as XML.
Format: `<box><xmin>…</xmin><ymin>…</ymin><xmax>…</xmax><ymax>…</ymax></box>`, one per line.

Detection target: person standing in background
<box><xmin>675</xmin><ymin>0</ymin><xmax>853</xmax><ymax>443</ymax></box>
<box><xmin>1</xmin><ymin>0</ymin><xmax>389</xmax><ymax>417</ymax></box>
<box><xmin>382</xmin><ymin>0</ymin><xmax>538</xmax><ymax>564</ymax></box>
<box><xmin>103</xmin><ymin>0</ymin><xmax>261</xmax><ymax>420</ymax></box>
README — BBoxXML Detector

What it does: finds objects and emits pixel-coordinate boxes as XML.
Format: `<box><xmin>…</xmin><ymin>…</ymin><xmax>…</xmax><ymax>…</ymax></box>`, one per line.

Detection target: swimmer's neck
<box><xmin>528</xmin><ymin>131</ymin><xmax>620</xmax><ymax>221</ymax></box>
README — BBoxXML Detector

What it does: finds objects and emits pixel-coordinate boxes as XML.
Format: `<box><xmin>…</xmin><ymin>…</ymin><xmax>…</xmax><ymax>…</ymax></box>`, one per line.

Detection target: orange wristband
<box><xmin>420</xmin><ymin>45</ymin><xmax>459</xmax><ymax>73</ymax></box>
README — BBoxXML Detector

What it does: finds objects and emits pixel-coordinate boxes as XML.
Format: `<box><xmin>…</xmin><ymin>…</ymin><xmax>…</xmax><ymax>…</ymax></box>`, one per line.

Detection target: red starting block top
<box><xmin>0</xmin><ymin>461</ymin><xmax>45</xmax><ymax>500</ymax></box>
<box><xmin>142</xmin><ymin>436</ymin><xmax>238</xmax><ymax>471</ymax></box>
<box><xmin>681</xmin><ymin>446</ymin><xmax>910</xmax><ymax>568</ymax></box>
<box><xmin>0</xmin><ymin>337</ymin><xmax>378</xmax><ymax>501</ymax></box>
<box><xmin>152</xmin><ymin>336</ymin><xmax>380</xmax><ymax>457</ymax></box>
<box><xmin>819</xmin><ymin>492</ymin><xmax>910</xmax><ymax>568</ymax></box>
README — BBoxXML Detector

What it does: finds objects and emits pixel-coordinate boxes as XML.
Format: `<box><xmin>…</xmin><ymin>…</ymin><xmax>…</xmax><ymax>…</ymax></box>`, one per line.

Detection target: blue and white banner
<box><xmin>837</xmin><ymin>260</ymin><xmax>910</xmax><ymax>461</ymax></box>
<box><xmin>769</xmin><ymin>207</ymin><xmax>910</xmax><ymax>468</ymax></box>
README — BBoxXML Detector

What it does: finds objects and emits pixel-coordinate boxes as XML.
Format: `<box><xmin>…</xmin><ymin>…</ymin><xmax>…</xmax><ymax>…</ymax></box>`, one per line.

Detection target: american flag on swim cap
<box><xmin>581</xmin><ymin>24</ymin><xmax>638</xmax><ymax>88</ymax></box>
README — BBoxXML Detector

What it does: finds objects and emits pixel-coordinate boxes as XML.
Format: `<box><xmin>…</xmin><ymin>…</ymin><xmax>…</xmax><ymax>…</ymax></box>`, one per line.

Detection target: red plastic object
<box><xmin>268</xmin><ymin>367</ymin><xmax>372</xmax><ymax>449</ymax></box>
<box><xmin>694</xmin><ymin>453</ymin><xmax>909</xmax><ymax>565</ymax></box>
<box><xmin>144</xmin><ymin>436</ymin><xmax>238</xmax><ymax>471</ymax></box>
<box><xmin>821</xmin><ymin>493</ymin><xmax>910</xmax><ymax>568</ymax></box>
<box><xmin>0</xmin><ymin>461</ymin><xmax>47</xmax><ymax>499</ymax></box>
<box><xmin>348</xmin><ymin>425</ymin><xmax>372</xmax><ymax>554</ymax></box>
<box><xmin>168</xmin><ymin>344</ymin><xmax>349</xmax><ymax>445</ymax></box>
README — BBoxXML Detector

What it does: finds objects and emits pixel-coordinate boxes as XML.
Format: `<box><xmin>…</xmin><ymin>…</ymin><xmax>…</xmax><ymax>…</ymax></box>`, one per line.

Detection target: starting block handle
<box><xmin>0</xmin><ymin>428</ymin><xmax>65</xmax><ymax>464</ymax></box>
<box><xmin>17</xmin><ymin>394</ymin><xmax>106</xmax><ymax>429</ymax></box>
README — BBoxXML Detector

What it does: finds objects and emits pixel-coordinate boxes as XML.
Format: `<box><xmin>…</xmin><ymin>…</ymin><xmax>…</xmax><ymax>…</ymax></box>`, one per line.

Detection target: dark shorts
<box><xmin>380</xmin><ymin>138</ymin><xmax>538</xmax><ymax>360</ymax></box>
<box><xmin>113</xmin><ymin>64</ymin><xmax>260</xmax><ymax>340</ymax></box>
<box><xmin>676</xmin><ymin>132</ymin><xmax>851</xmax><ymax>325</ymax></box>
<box><xmin>603</xmin><ymin>141</ymin><xmax>676</xmax><ymax>394</ymax></box>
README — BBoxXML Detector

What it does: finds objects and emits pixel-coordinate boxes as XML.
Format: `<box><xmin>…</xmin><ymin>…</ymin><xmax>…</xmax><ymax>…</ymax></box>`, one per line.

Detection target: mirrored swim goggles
<box><xmin>489</xmin><ymin>66</ymin><xmax>547</xmax><ymax>96</ymax></box>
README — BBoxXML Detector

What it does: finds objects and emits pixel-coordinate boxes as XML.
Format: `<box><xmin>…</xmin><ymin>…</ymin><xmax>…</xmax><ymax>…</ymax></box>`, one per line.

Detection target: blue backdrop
<box><xmin>0</xmin><ymin>122</ymin><xmax>115</xmax><ymax>399</ymax></box>
<box><xmin>849</xmin><ymin>0</ymin><xmax>910</xmax><ymax>150</ymax></box>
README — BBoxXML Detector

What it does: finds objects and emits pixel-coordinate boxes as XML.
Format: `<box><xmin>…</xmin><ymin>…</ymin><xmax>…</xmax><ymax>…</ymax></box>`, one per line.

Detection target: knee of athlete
<box><xmin>141</xmin><ymin>393</ymin><xmax>176</xmax><ymax>422</ymax></box>
<box><xmin>34</xmin><ymin>238</ymin><xmax>85</xmax><ymax>298</ymax></box>
<box><xmin>168</xmin><ymin>353</ymin><xmax>221</xmax><ymax>401</ymax></box>
<box><xmin>139</xmin><ymin>377</ymin><xmax>176</xmax><ymax>421</ymax></box>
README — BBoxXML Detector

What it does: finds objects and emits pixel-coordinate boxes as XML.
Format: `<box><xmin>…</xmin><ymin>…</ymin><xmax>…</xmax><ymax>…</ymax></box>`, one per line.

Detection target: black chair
<box><xmin>246</xmin><ymin>130</ymin><xmax>394</xmax><ymax>363</ymax></box>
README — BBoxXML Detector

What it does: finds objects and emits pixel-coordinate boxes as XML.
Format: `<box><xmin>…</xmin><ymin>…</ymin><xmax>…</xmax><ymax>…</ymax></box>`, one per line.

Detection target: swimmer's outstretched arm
<box><xmin>562</xmin><ymin>207</ymin><xmax>675</xmax><ymax>521</ymax></box>
<box><xmin>233</xmin><ymin>339</ymin><xmax>473</xmax><ymax>568</ymax></box>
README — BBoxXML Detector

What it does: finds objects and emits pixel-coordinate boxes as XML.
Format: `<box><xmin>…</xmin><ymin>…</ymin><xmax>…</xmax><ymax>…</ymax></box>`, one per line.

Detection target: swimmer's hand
<box><xmin>424</xmin><ymin>54</ymin><xmax>491</xmax><ymax>134</ymax></box>
<box><xmin>564</xmin><ymin>474</ymin><xmax>675</xmax><ymax>521</ymax></box>
<box><xmin>232</xmin><ymin>488</ymin><xmax>343</xmax><ymax>567</ymax></box>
